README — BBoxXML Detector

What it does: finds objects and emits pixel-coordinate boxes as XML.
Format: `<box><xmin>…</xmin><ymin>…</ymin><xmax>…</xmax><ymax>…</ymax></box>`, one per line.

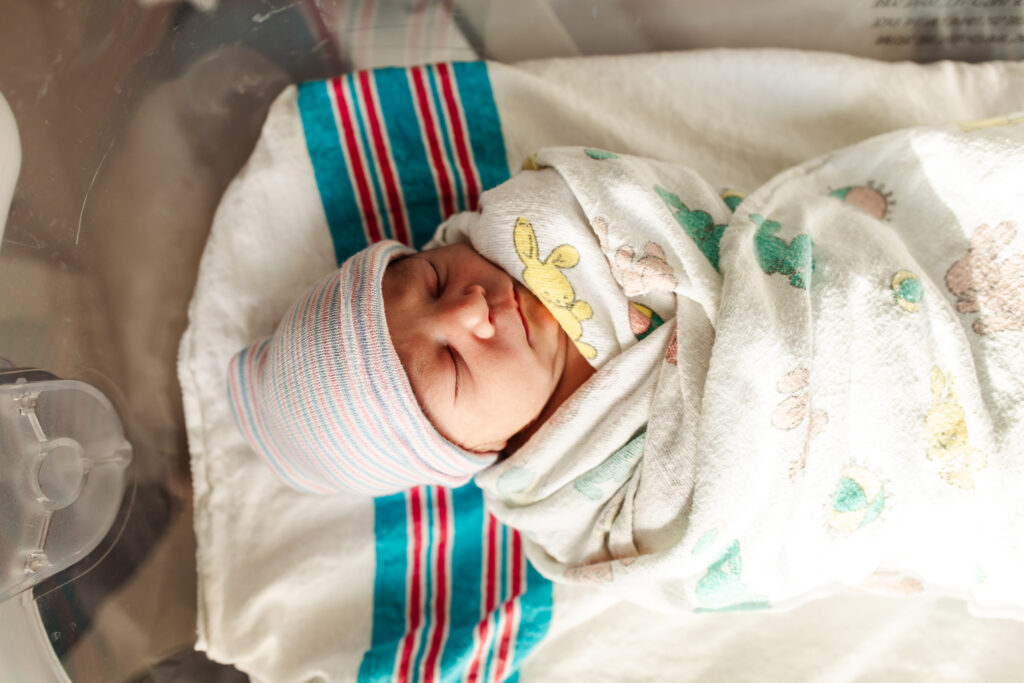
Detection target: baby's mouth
<box><xmin>513</xmin><ymin>288</ymin><xmax>530</xmax><ymax>344</ymax></box>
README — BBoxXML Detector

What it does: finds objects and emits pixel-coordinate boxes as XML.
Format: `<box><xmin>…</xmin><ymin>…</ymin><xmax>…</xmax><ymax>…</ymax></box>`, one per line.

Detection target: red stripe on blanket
<box><xmin>493</xmin><ymin>532</ymin><xmax>524</xmax><ymax>681</ymax></box>
<box><xmin>397</xmin><ymin>486</ymin><xmax>426</xmax><ymax>683</ymax></box>
<box><xmin>488</xmin><ymin>600</ymin><xmax>506</xmax><ymax>681</ymax></box>
<box><xmin>436</xmin><ymin>63</ymin><xmax>481</xmax><ymax>211</ymax></box>
<box><xmin>422</xmin><ymin>487</ymin><xmax>452</xmax><ymax>682</ymax></box>
<box><xmin>409</xmin><ymin>66</ymin><xmax>457</xmax><ymax>218</ymax></box>
<box><xmin>485</xmin><ymin>515</ymin><xmax>504</xmax><ymax>683</ymax></box>
<box><xmin>357</xmin><ymin>70</ymin><xmax>411</xmax><ymax>245</ymax></box>
<box><xmin>331</xmin><ymin>76</ymin><xmax>383</xmax><ymax>244</ymax></box>
<box><xmin>464</xmin><ymin>513</ymin><xmax>500</xmax><ymax>682</ymax></box>
<box><xmin>486</xmin><ymin>514</ymin><xmax>499</xmax><ymax>615</ymax></box>
<box><xmin>464</xmin><ymin>620</ymin><xmax>487</xmax><ymax>683</ymax></box>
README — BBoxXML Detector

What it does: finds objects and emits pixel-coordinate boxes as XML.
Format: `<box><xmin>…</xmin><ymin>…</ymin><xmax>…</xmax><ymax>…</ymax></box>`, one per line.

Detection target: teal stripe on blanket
<box><xmin>438</xmin><ymin>483</ymin><xmax>488</xmax><ymax>677</ymax></box>
<box><xmin>357</xmin><ymin>490</ymin><xmax>409</xmax><ymax>678</ymax></box>
<box><xmin>347</xmin><ymin>73</ymin><xmax>396</xmax><ymax>241</ymax></box>
<box><xmin>300</xmin><ymin>61</ymin><xmax>552</xmax><ymax>683</ymax></box>
<box><xmin>512</xmin><ymin>562</ymin><xmax>554</xmax><ymax>678</ymax></box>
<box><xmin>372</xmin><ymin>67</ymin><xmax>443</xmax><ymax>247</ymax></box>
<box><xmin>479</xmin><ymin>523</ymin><xmax>508</xmax><ymax>681</ymax></box>
<box><xmin>425</xmin><ymin>66</ymin><xmax>466</xmax><ymax>214</ymax></box>
<box><xmin>296</xmin><ymin>80</ymin><xmax>366</xmax><ymax>263</ymax></box>
<box><xmin>410</xmin><ymin>487</ymin><xmax>436</xmax><ymax>680</ymax></box>
<box><xmin>452</xmin><ymin>61</ymin><xmax>508</xmax><ymax>197</ymax></box>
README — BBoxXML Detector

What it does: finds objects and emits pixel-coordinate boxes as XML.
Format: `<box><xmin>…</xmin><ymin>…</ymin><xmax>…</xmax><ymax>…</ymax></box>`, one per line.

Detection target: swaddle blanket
<box><xmin>446</xmin><ymin>121</ymin><xmax>1024</xmax><ymax>617</ymax></box>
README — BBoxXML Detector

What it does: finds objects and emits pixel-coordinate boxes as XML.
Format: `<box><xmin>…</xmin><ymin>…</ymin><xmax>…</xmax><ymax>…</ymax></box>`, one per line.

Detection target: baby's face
<box><xmin>382</xmin><ymin>243</ymin><xmax>568</xmax><ymax>452</ymax></box>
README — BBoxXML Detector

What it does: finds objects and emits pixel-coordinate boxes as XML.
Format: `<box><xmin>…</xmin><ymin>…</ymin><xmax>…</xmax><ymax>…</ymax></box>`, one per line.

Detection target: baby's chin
<box><xmin>450</xmin><ymin>401</ymin><xmax>551</xmax><ymax>455</ymax></box>
<box><xmin>447</xmin><ymin>430</ymin><xmax>508</xmax><ymax>455</ymax></box>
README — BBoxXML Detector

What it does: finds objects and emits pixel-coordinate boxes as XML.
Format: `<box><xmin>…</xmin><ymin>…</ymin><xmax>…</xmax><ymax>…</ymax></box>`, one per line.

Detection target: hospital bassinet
<box><xmin>1</xmin><ymin>2</ymin><xmax>1023</xmax><ymax>681</ymax></box>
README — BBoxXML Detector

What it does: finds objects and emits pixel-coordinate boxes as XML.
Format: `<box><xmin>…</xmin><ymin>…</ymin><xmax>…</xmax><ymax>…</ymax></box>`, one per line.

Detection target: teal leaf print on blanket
<box><xmin>573</xmin><ymin>428</ymin><xmax>647</xmax><ymax>501</ymax></box>
<box><xmin>585</xmin><ymin>148</ymin><xmax>618</xmax><ymax>160</ymax></box>
<box><xmin>496</xmin><ymin>466</ymin><xmax>538</xmax><ymax>495</ymax></box>
<box><xmin>751</xmin><ymin>213</ymin><xmax>814</xmax><ymax>289</ymax></box>
<box><xmin>694</xmin><ymin>540</ymin><xmax>771</xmax><ymax>613</ymax></box>
<box><xmin>692</xmin><ymin>526</ymin><xmax>722</xmax><ymax>555</ymax></box>
<box><xmin>654</xmin><ymin>185</ymin><xmax>727</xmax><ymax>271</ymax></box>
<box><xmin>828</xmin><ymin>466</ymin><xmax>886</xmax><ymax>532</ymax></box>
<box><xmin>891</xmin><ymin>270</ymin><xmax>923</xmax><ymax>312</ymax></box>
<box><xmin>720</xmin><ymin>190</ymin><xmax>745</xmax><ymax>213</ymax></box>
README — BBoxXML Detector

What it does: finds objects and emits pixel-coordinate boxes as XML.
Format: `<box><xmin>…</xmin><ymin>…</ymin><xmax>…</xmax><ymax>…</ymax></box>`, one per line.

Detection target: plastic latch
<box><xmin>0</xmin><ymin>376</ymin><xmax>132</xmax><ymax>602</ymax></box>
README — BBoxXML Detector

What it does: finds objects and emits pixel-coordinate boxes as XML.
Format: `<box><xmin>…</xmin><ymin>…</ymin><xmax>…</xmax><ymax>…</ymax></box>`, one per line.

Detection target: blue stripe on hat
<box><xmin>344</xmin><ymin>244</ymin><xmax>468</xmax><ymax>483</ymax></box>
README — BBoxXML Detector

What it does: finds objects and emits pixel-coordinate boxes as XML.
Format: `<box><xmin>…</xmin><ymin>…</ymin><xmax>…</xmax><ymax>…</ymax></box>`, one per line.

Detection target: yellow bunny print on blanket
<box><xmin>514</xmin><ymin>217</ymin><xmax>597</xmax><ymax>360</ymax></box>
<box><xmin>924</xmin><ymin>367</ymin><xmax>987</xmax><ymax>489</ymax></box>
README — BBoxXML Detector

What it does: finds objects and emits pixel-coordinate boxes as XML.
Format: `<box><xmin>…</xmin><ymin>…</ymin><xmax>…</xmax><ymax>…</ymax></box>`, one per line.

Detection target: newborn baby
<box><xmin>228</xmin><ymin>237</ymin><xmax>594</xmax><ymax>496</ymax></box>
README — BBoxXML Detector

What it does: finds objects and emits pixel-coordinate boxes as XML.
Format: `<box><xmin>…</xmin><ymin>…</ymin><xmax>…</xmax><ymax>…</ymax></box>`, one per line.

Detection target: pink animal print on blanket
<box><xmin>592</xmin><ymin>216</ymin><xmax>678</xmax><ymax>296</ymax></box>
<box><xmin>945</xmin><ymin>222</ymin><xmax>1024</xmax><ymax>334</ymax></box>
<box><xmin>772</xmin><ymin>368</ymin><xmax>829</xmax><ymax>479</ymax></box>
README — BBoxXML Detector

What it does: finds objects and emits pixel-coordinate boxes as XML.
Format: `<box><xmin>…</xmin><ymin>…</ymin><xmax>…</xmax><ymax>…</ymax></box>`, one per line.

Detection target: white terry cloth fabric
<box><xmin>462</xmin><ymin>132</ymin><xmax>1024</xmax><ymax>616</ymax></box>
<box><xmin>180</xmin><ymin>50</ymin><xmax>1024</xmax><ymax>682</ymax></box>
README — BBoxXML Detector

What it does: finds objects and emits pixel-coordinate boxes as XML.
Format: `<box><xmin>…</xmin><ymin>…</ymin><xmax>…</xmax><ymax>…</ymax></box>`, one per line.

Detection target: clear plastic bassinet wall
<box><xmin>0</xmin><ymin>1</ymin><xmax>1021</xmax><ymax>681</ymax></box>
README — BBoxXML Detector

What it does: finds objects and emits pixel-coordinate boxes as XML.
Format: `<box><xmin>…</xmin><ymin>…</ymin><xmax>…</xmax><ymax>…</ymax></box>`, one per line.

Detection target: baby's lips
<box><xmin>512</xmin><ymin>287</ymin><xmax>531</xmax><ymax>345</ymax></box>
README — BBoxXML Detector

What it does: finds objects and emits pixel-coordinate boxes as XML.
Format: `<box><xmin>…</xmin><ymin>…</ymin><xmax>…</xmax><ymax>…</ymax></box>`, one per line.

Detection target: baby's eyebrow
<box><xmin>388</xmin><ymin>256</ymin><xmax>431</xmax><ymax>299</ymax></box>
<box><xmin>407</xmin><ymin>254</ymin><xmax>437</xmax><ymax>288</ymax></box>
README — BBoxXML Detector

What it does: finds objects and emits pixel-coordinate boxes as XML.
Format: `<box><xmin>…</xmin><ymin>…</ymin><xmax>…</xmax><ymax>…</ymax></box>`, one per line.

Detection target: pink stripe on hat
<box><xmin>228</xmin><ymin>240</ymin><xmax>496</xmax><ymax>496</ymax></box>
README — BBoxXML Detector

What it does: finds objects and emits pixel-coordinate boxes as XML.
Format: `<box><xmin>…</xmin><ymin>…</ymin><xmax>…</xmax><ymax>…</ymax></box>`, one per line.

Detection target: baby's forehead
<box><xmin>383</xmin><ymin>243</ymin><xmax>486</xmax><ymax>297</ymax></box>
<box><xmin>385</xmin><ymin>247</ymin><xmax>437</xmax><ymax>278</ymax></box>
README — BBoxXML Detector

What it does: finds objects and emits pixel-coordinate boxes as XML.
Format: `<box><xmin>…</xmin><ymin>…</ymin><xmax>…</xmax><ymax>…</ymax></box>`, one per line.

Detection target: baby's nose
<box><xmin>446</xmin><ymin>284</ymin><xmax>495</xmax><ymax>339</ymax></box>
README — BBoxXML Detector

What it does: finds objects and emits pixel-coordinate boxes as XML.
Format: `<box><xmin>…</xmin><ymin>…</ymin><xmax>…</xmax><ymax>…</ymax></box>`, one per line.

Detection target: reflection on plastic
<box><xmin>0</xmin><ymin>90</ymin><xmax>20</xmax><ymax>248</ymax></box>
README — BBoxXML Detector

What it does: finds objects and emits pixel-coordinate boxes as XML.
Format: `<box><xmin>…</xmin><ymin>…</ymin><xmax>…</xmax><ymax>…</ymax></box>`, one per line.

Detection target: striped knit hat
<box><xmin>227</xmin><ymin>240</ymin><xmax>497</xmax><ymax>496</ymax></box>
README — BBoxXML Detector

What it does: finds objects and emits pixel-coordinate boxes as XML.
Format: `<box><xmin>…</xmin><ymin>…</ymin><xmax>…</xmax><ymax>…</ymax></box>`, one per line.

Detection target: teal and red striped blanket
<box><xmin>300</xmin><ymin>63</ymin><xmax>551</xmax><ymax>683</ymax></box>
